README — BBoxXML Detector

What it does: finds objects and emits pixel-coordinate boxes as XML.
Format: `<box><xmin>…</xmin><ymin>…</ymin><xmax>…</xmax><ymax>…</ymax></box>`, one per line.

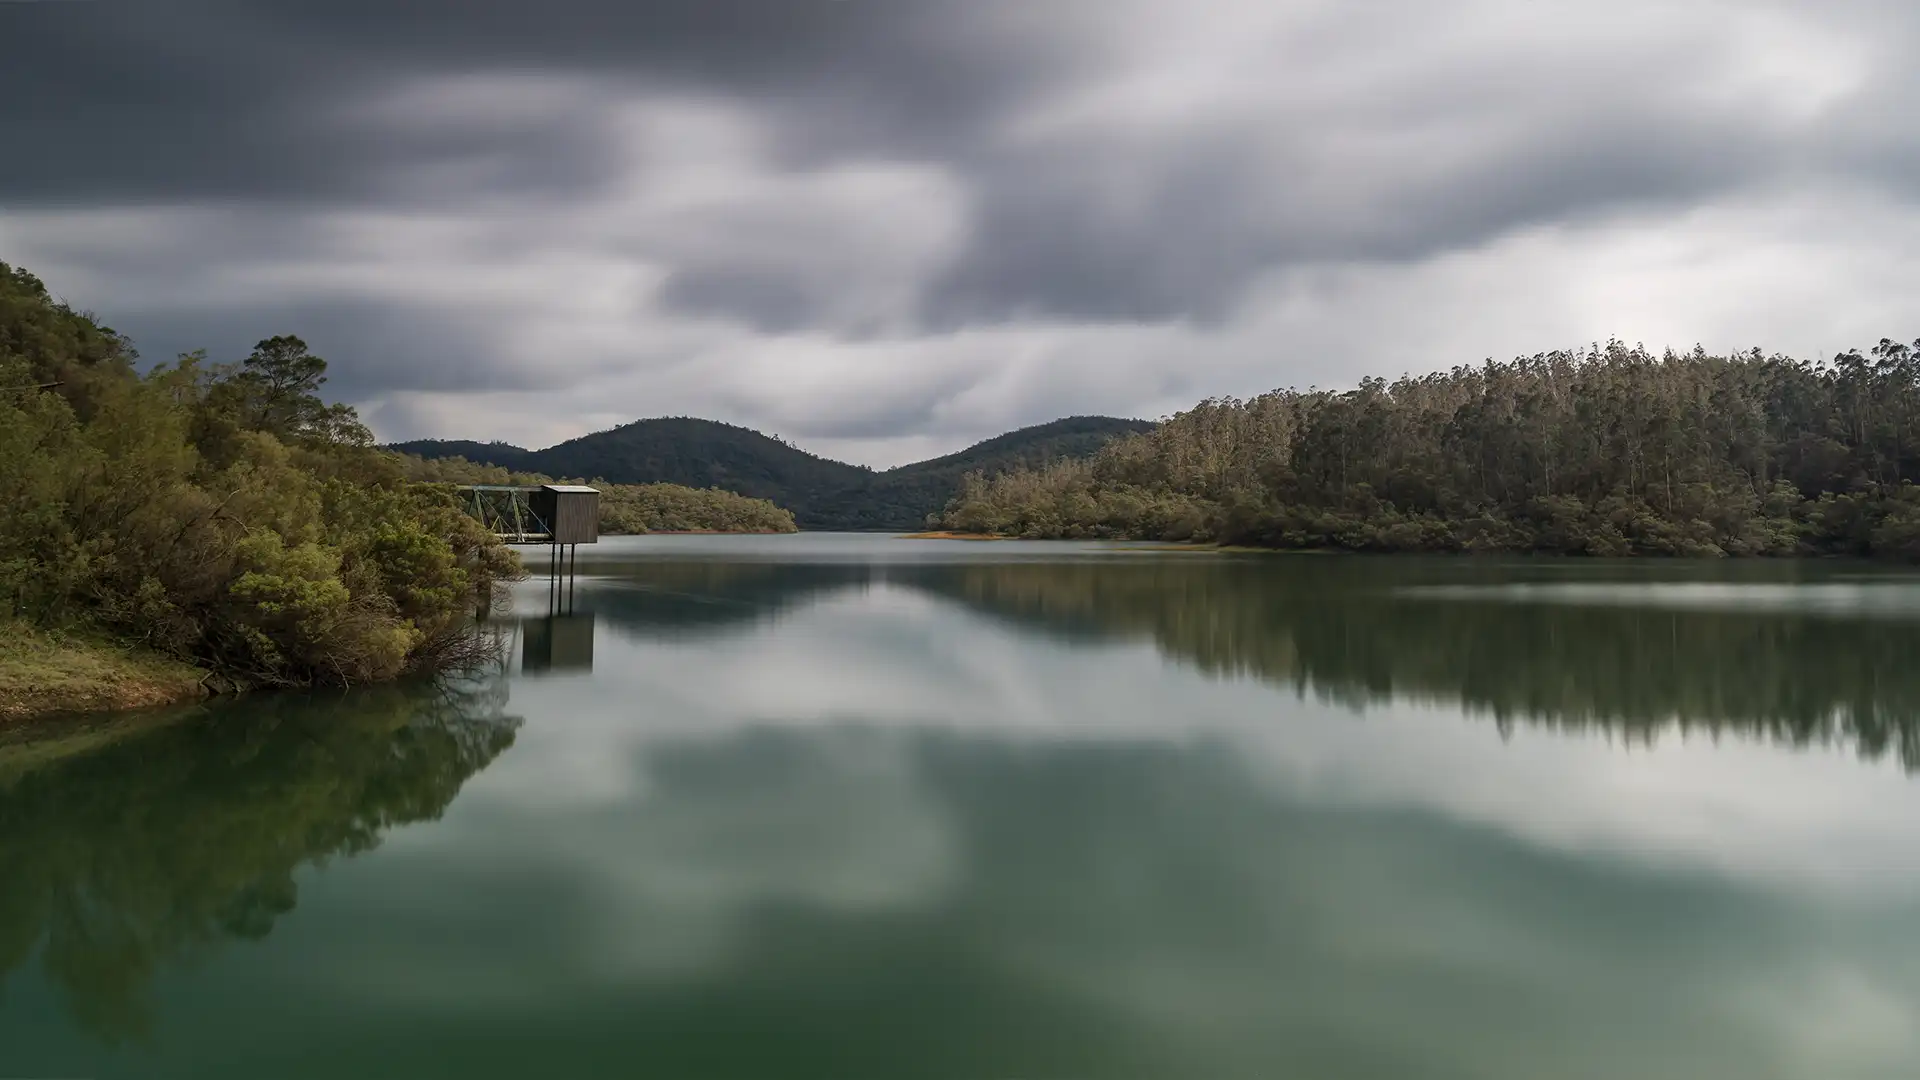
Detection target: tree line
<box><xmin>397</xmin><ymin>454</ymin><xmax>798</xmax><ymax>534</ymax></box>
<box><xmin>938</xmin><ymin>340</ymin><xmax>1920</xmax><ymax>557</ymax></box>
<box><xmin>396</xmin><ymin>414</ymin><xmax>1150</xmax><ymax>531</ymax></box>
<box><xmin>0</xmin><ymin>262</ymin><xmax>518</xmax><ymax>688</ymax></box>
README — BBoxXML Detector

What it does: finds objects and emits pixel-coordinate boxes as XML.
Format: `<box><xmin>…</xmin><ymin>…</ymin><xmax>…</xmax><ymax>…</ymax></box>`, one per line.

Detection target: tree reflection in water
<box><xmin>577</xmin><ymin>555</ymin><xmax>1920</xmax><ymax>769</ymax></box>
<box><xmin>0</xmin><ymin>676</ymin><xmax>520</xmax><ymax>1042</ymax></box>
<box><xmin>894</xmin><ymin>559</ymin><xmax>1920</xmax><ymax>767</ymax></box>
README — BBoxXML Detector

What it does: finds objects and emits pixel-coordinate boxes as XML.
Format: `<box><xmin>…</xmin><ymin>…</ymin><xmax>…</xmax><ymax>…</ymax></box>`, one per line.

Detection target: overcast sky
<box><xmin>4</xmin><ymin>1</ymin><xmax>1917</xmax><ymax>465</ymax></box>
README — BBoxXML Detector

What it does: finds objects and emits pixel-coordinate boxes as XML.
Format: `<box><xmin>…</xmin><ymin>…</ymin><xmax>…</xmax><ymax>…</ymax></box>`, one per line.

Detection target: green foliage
<box><xmin>597</xmin><ymin>483</ymin><xmax>797</xmax><ymax>534</ymax></box>
<box><xmin>392</xmin><ymin>415</ymin><xmax>1152</xmax><ymax>530</ymax></box>
<box><xmin>0</xmin><ymin>264</ymin><xmax>520</xmax><ymax>690</ymax></box>
<box><xmin>937</xmin><ymin>341</ymin><xmax>1920</xmax><ymax>559</ymax></box>
<box><xmin>0</xmin><ymin>262</ymin><xmax>136</xmax><ymax>411</ymax></box>
<box><xmin>396</xmin><ymin>453</ymin><xmax>553</xmax><ymax>488</ymax></box>
<box><xmin>395</xmin><ymin>454</ymin><xmax>798</xmax><ymax>534</ymax></box>
<box><xmin>190</xmin><ymin>337</ymin><xmax>373</xmax><ymax>464</ymax></box>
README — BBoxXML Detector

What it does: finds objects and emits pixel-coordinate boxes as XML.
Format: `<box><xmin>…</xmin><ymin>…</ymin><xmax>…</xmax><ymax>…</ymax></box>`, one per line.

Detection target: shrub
<box><xmin>0</xmin><ymin>264</ymin><xmax>522</xmax><ymax>689</ymax></box>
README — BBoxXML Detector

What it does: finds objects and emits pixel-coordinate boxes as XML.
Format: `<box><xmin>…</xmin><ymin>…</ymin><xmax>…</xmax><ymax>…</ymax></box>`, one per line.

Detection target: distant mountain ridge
<box><xmin>388</xmin><ymin>415</ymin><xmax>1154</xmax><ymax>530</ymax></box>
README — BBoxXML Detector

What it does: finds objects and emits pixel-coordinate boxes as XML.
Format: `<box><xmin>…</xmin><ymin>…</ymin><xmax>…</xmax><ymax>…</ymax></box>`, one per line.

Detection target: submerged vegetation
<box><xmin>0</xmin><ymin>261</ymin><xmax>518</xmax><ymax>708</ymax></box>
<box><xmin>939</xmin><ymin>341</ymin><xmax>1920</xmax><ymax>558</ymax></box>
<box><xmin>398</xmin><ymin>454</ymin><xmax>798</xmax><ymax>534</ymax></box>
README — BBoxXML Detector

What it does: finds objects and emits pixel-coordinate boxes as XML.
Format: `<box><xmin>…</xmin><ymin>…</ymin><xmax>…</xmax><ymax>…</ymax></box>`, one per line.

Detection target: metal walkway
<box><xmin>454</xmin><ymin>485</ymin><xmax>555</xmax><ymax>544</ymax></box>
<box><xmin>453</xmin><ymin>484</ymin><xmax>598</xmax><ymax>597</ymax></box>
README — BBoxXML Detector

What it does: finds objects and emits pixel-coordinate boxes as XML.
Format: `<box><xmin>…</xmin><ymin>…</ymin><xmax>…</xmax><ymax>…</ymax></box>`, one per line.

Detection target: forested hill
<box><xmin>391</xmin><ymin>415</ymin><xmax>1153</xmax><ymax>530</ymax></box>
<box><xmin>398</xmin><ymin>418</ymin><xmax>863</xmax><ymax>503</ymax></box>
<box><xmin>938</xmin><ymin>341</ymin><xmax>1920</xmax><ymax>559</ymax></box>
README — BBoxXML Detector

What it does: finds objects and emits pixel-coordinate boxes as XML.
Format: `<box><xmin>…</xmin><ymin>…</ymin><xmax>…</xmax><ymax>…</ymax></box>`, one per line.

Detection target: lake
<box><xmin>5</xmin><ymin>534</ymin><xmax>1920</xmax><ymax>1078</ymax></box>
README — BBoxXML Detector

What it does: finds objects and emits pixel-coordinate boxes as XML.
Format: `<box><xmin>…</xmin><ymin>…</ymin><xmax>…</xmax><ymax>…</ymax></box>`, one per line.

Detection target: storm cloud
<box><xmin>3</xmin><ymin>0</ymin><xmax>1916</xmax><ymax>463</ymax></box>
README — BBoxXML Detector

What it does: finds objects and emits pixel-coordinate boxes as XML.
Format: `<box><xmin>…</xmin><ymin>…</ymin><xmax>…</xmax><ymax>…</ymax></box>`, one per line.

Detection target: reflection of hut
<box><xmin>530</xmin><ymin>485</ymin><xmax>600</xmax><ymax>545</ymax></box>
<box><xmin>522</xmin><ymin>614</ymin><xmax>595</xmax><ymax>674</ymax></box>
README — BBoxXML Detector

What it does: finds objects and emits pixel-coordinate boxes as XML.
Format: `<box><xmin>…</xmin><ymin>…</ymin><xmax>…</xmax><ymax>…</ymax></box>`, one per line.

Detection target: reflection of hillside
<box><xmin>0</xmin><ymin>680</ymin><xmax>520</xmax><ymax>1041</ymax></box>
<box><xmin>893</xmin><ymin>560</ymin><xmax>1920</xmax><ymax>767</ymax></box>
<box><xmin>158</xmin><ymin>724</ymin><xmax>1920</xmax><ymax>1077</ymax></box>
<box><xmin>579</xmin><ymin>562</ymin><xmax>876</xmax><ymax>637</ymax></box>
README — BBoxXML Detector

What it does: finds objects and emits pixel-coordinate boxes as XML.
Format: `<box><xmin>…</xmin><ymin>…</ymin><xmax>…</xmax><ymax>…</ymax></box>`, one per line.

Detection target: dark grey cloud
<box><xmin>926</xmin><ymin>11</ymin><xmax>1824</xmax><ymax>325</ymax></box>
<box><xmin>661</xmin><ymin>268</ymin><xmax>821</xmax><ymax>336</ymax></box>
<box><xmin>3</xmin><ymin>0</ymin><xmax>1917</xmax><ymax>459</ymax></box>
<box><xmin>0</xmin><ymin>0</ymin><xmax>1024</xmax><ymax>205</ymax></box>
<box><xmin>115</xmin><ymin>298</ymin><xmax>526</xmax><ymax>400</ymax></box>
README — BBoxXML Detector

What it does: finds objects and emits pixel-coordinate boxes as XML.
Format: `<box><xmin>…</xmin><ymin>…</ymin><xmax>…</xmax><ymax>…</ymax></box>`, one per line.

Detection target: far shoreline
<box><xmin>895</xmin><ymin>531</ymin><xmax>1332</xmax><ymax>552</ymax></box>
<box><xmin>619</xmin><ymin>529</ymin><xmax>798</xmax><ymax>536</ymax></box>
<box><xmin>896</xmin><ymin>530</ymin><xmax>1012</xmax><ymax>541</ymax></box>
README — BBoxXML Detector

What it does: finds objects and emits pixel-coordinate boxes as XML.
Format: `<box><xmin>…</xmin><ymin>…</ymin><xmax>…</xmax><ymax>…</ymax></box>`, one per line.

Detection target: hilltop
<box><xmin>389</xmin><ymin>415</ymin><xmax>1154</xmax><ymax>530</ymax></box>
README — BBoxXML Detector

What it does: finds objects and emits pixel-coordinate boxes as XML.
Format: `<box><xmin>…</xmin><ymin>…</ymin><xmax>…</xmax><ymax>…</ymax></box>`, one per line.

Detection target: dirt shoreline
<box><xmin>0</xmin><ymin>622</ymin><xmax>210</xmax><ymax>726</ymax></box>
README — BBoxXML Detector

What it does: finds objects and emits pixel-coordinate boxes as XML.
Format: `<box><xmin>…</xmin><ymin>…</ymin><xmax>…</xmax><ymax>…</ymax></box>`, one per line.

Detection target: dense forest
<box><xmin>398</xmin><ymin>454</ymin><xmax>798</xmax><ymax>534</ymax></box>
<box><xmin>0</xmin><ymin>262</ymin><xmax>519</xmax><ymax>691</ymax></box>
<box><xmin>393</xmin><ymin>415</ymin><xmax>1152</xmax><ymax>530</ymax></box>
<box><xmin>937</xmin><ymin>341</ymin><xmax>1920</xmax><ymax>558</ymax></box>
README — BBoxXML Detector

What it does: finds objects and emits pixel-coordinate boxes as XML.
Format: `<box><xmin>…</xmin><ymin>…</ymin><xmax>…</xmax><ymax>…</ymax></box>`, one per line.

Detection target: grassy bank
<box><xmin>0</xmin><ymin>620</ymin><xmax>209</xmax><ymax>725</ymax></box>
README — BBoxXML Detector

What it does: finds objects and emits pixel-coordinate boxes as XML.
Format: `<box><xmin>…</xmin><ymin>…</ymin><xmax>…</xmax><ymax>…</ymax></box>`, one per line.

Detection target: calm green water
<box><xmin>6</xmin><ymin>535</ymin><xmax>1920</xmax><ymax>1078</ymax></box>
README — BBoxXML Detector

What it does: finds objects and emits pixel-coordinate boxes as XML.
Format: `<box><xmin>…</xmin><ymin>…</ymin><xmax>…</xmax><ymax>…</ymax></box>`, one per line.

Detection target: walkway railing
<box><xmin>453</xmin><ymin>485</ymin><xmax>553</xmax><ymax>543</ymax></box>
